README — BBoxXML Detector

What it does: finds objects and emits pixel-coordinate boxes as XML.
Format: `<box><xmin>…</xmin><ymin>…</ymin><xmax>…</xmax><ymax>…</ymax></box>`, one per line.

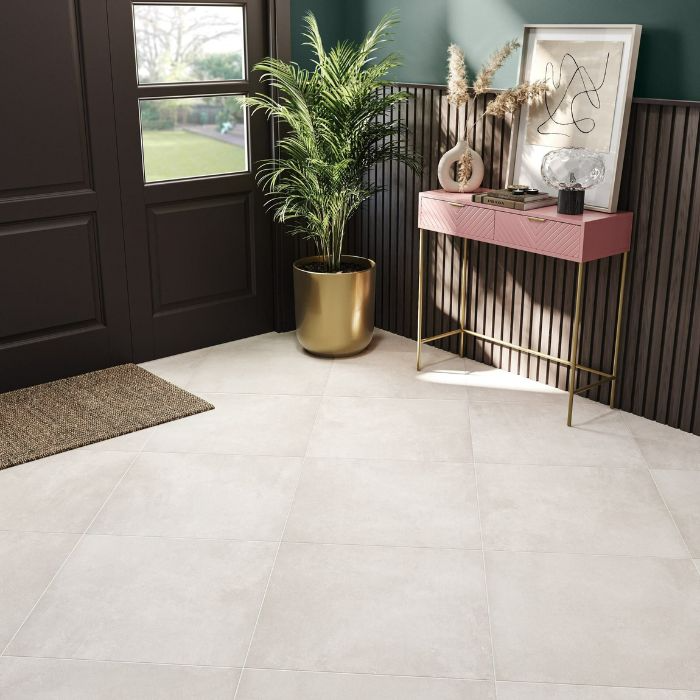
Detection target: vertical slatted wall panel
<box><xmin>273</xmin><ymin>86</ymin><xmax>700</xmax><ymax>435</ymax></box>
<box><xmin>349</xmin><ymin>87</ymin><xmax>700</xmax><ymax>435</ymax></box>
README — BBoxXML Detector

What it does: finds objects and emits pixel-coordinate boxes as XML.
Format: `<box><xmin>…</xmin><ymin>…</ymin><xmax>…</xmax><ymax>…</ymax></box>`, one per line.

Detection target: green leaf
<box><xmin>248</xmin><ymin>11</ymin><xmax>422</xmax><ymax>271</ymax></box>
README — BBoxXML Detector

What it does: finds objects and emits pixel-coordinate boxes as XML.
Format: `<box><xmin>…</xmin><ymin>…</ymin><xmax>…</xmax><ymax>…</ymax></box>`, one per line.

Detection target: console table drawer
<box><xmin>494</xmin><ymin>212</ymin><xmax>582</xmax><ymax>261</ymax></box>
<box><xmin>419</xmin><ymin>197</ymin><xmax>495</xmax><ymax>240</ymax></box>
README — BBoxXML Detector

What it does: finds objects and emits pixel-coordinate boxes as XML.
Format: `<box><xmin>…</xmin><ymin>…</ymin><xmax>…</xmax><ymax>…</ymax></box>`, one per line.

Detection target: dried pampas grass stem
<box><xmin>473</xmin><ymin>39</ymin><xmax>521</xmax><ymax>95</ymax></box>
<box><xmin>443</xmin><ymin>39</ymin><xmax>549</xmax><ymax>159</ymax></box>
<box><xmin>457</xmin><ymin>148</ymin><xmax>473</xmax><ymax>191</ymax></box>
<box><xmin>483</xmin><ymin>80</ymin><xmax>548</xmax><ymax>118</ymax></box>
<box><xmin>447</xmin><ymin>43</ymin><xmax>469</xmax><ymax>107</ymax></box>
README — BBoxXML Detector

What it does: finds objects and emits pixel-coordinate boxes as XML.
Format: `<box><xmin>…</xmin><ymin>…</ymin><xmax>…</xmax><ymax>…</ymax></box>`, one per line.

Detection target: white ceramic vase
<box><xmin>438</xmin><ymin>103</ymin><xmax>484</xmax><ymax>193</ymax></box>
<box><xmin>437</xmin><ymin>140</ymin><xmax>485</xmax><ymax>193</ymax></box>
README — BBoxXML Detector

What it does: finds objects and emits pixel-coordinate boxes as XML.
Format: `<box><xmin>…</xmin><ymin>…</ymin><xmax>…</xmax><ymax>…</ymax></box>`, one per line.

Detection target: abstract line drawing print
<box><xmin>525</xmin><ymin>40</ymin><xmax>624</xmax><ymax>151</ymax></box>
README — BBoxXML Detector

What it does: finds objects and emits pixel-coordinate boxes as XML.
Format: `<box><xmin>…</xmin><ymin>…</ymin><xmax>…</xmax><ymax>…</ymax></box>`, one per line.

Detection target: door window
<box><xmin>132</xmin><ymin>3</ymin><xmax>249</xmax><ymax>183</ymax></box>
<box><xmin>133</xmin><ymin>4</ymin><xmax>245</xmax><ymax>84</ymax></box>
<box><xmin>139</xmin><ymin>95</ymin><xmax>247</xmax><ymax>182</ymax></box>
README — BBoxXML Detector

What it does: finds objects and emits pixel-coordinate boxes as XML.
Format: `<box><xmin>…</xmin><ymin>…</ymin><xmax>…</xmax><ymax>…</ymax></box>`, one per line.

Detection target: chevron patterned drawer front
<box><xmin>494</xmin><ymin>211</ymin><xmax>582</xmax><ymax>261</ymax></box>
<box><xmin>418</xmin><ymin>196</ymin><xmax>495</xmax><ymax>240</ymax></box>
<box><xmin>418</xmin><ymin>190</ymin><xmax>632</xmax><ymax>264</ymax></box>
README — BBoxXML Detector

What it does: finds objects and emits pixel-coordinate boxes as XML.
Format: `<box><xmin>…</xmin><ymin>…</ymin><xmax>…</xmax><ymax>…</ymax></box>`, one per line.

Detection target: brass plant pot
<box><xmin>293</xmin><ymin>255</ymin><xmax>376</xmax><ymax>357</ymax></box>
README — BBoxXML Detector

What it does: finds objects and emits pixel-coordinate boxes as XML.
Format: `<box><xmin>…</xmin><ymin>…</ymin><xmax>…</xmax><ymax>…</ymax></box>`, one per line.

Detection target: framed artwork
<box><xmin>508</xmin><ymin>24</ymin><xmax>642</xmax><ymax>212</ymax></box>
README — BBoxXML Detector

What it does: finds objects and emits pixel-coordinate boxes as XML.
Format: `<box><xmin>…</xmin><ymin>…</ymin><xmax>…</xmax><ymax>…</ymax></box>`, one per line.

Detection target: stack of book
<box><xmin>472</xmin><ymin>189</ymin><xmax>557</xmax><ymax>211</ymax></box>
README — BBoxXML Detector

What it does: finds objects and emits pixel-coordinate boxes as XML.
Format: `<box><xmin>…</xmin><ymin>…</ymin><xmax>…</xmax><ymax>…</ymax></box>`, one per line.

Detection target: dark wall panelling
<box><xmin>341</xmin><ymin>85</ymin><xmax>700</xmax><ymax>435</ymax></box>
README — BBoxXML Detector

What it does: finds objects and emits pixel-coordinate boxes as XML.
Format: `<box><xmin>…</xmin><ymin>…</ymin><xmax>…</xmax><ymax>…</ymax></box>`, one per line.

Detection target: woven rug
<box><xmin>0</xmin><ymin>364</ymin><xmax>214</xmax><ymax>470</ymax></box>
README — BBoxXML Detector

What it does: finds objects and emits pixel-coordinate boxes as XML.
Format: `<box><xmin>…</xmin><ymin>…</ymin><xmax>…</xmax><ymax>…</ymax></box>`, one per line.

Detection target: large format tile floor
<box><xmin>1</xmin><ymin>330</ymin><xmax>700</xmax><ymax>699</ymax></box>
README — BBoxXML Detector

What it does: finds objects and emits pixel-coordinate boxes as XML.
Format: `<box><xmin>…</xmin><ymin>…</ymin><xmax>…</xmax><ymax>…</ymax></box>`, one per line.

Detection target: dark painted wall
<box><xmin>291</xmin><ymin>0</ymin><xmax>700</xmax><ymax>101</ymax></box>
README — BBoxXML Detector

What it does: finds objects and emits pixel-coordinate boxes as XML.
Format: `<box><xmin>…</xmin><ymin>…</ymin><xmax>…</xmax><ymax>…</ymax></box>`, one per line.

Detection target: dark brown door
<box><xmin>0</xmin><ymin>1</ymin><xmax>132</xmax><ymax>391</ymax></box>
<box><xmin>107</xmin><ymin>0</ymin><xmax>274</xmax><ymax>361</ymax></box>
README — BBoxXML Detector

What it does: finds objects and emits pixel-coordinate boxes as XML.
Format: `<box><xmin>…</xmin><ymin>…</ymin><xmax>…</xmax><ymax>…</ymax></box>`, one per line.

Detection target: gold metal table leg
<box><xmin>459</xmin><ymin>238</ymin><xmax>469</xmax><ymax>358</ymax></box>
<box><xmin>567</xmin><ymin>262</ymin><xmax>586</xmax><ymax>427</ymax></box>
<box><xmin>416</xmin><ymin>228</ymin><xmax>621</xmax><ymax>428</ymax></box>
<box><xmin>416</xmin><ymin>228</ymin><xmax>425</xmax><ymax>371</ymax></box>
<box><xmin>610</xmin><ymin>251</ymin><xmax>629</xmax><ymax>409</ymax></box>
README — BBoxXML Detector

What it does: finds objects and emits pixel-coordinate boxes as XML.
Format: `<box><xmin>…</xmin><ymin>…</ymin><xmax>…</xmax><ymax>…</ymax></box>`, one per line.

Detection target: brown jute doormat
<box><xmin>0</xmin><ymin>364</ymin><xmax>214</xmax><ymax>470</ymax></box>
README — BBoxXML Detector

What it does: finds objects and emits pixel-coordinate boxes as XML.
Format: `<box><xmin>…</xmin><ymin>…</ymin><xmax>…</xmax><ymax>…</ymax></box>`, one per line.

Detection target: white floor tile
<box><xmin>90</xmin><ymin>453</ymin><xmax>302</xmax><ymax>541</ymax></box>
<box><xmin>187</xmin><ymin>345</ymin><xmax>332</xmax><ymax>395</ymax></box>
<box><xmin>470</xmin><ymin>397</ymin><xmax>646</xmax><ymax>468</ymax></box>
<box><xmin>143</xmin><ymin>394</ymin><xmax>320</xmax><ymax>456</ymax></box>
<box><xmin>0</xmin><ymin>532</ymin><xmax>78</xmax><ymax>649</ymax></box>
<box><xmin>7</xmin><ymin>535</ymin><xmax>276</xmax><ymax>667</ymax></box>
<box><xmin>247</xmin><ymin>542</ymin><xmax>492</xmax><ymax>679</ymax></box>
<box><xmin>486</xmin><ymin>551</ymin><xmax>700</xmax><ymax>689</ymax></box>
<box><xmin>237</xmin><ymin>669</ymin><xmax>495</xmax><ymax>699</ymax></box>
<box><xmin>77</xmin><ymin>426</ymin><xmax>158</xmax><ymax>452</ymax></box>
<box><xmin>652</xmin><ymin>469</ymin><xmax>700</xmax><ymax>557</ymax></box>
<box><xmin>307</xmin><ymin>396</ymin><xmax>473</xmax><ymax>462</ymax></box>
<box><xmin>362</xmin><ymin>329</ymin><xmax>420</xmax><ymax>353</ymax></box>
<box><xmin>4</xmin><ymin>328</ymin><xmax>699</xmax><ymax>698</ymax></box>
<box><xmin>0</xmin><ymin>657</ymin><xmax>239</xmax><ymax>700</ymax></box>
<box><xmin>0</xmin><ymin>451</ymin><xmax>135</xmax><ymax>533</ymax></box>
<box><xmin>139</xmin><ymin>346</ymin><xmax>212</xmax><ymax>389</ymax></box>
<box><xmin>285</xmin><ymin>458</ymin><xmax>480</xmax><ymax>548</ymax></box>
<box><xmin>462</xmin><ymin>358</ymin><xmax>565</xmax><ymax>404</ymax></box>
<box><xmin>326</xmin><ymin>350</ymin><xmax>469</xmax><ymax>400</ymax></box>
<box><xmin>212</xmin><ymin>331</ymin><xmax>300</xmax><ymax>354</ymax></box>
<box><xmin>477</xmin><ymin>464</ymin><xmax>687</xmax><ymax>557</ymax></box>
<box><xmin>624</xmin><ymin>413</ymin><xmax>700</xmax><ymax>470</ymax></box>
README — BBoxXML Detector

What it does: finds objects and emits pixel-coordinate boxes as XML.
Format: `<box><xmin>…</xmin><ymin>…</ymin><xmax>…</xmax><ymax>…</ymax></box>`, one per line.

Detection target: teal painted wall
<box><xmin>290</xmin><ymin>0</ymin><xmax>700</xmax><ymax>101</ymax></box>
<box><xmin>290</xmin><ymin>0</ymin><xmax>360</xmax><ymax>67</ymax></box>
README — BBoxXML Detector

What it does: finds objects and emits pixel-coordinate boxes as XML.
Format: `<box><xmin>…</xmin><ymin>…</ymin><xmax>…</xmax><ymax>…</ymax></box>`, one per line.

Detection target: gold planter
<box><xmin>293</xmin><ymin>255</ymin><xmax>376</xmax><ymax>357</ymax></box>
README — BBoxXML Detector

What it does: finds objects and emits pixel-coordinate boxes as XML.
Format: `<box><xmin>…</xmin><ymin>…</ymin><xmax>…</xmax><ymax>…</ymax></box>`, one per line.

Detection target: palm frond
<box><xmin>248</xmin><ymin>11</ymin><xmax>421</xmax><ymax>271</ymax></box>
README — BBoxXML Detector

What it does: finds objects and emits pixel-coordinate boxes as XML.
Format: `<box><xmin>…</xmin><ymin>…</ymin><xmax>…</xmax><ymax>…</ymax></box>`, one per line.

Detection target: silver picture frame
<box><xmin>507</xmin><ymin>24</ymin><xmax>642</xmax><ymax>213</ymax></box>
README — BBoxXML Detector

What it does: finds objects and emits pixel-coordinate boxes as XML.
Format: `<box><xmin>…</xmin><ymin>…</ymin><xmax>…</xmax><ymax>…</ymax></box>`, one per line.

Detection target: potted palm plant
<box><xmin>247</xmin><ymin>13</ymin><xmax>420</xmax><ymax>356</ymax></box>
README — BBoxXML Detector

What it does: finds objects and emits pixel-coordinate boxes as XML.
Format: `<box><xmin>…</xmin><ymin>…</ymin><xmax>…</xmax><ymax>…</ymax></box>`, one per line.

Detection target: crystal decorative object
<box><xmin>541</xmin><ymin>148</ymin><xmax>606</xmax><ymax>191</ymax></box>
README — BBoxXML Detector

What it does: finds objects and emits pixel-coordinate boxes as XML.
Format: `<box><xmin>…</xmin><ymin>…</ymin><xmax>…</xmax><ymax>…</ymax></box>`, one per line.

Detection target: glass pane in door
<box><xmin>139</xmin><ymin>95</ymin><xmax>248</xmax><ymax>182</ymax></box>
<box><xmin>133</xmin><ymin>4</ymin><xmax>245</xmax><ymax>84</ymax></box>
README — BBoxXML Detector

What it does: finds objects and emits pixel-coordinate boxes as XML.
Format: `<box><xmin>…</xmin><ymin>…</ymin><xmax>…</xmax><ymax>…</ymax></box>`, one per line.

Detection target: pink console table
<box><xmin>417</xmin><ymin>190</ymin><xmax>633</xmax><ymax>426</ymax></box>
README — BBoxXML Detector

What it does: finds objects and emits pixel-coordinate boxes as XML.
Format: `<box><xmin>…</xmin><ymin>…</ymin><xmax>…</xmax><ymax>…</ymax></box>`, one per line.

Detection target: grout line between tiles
<box><xmin>463</xmin><ymin>547</ymin><xmax>691</xmax><ymax>561</ymax></box>
<box><xmin>627</xmin><ymin>412</ymin><xmax>697</xmax><ymax>563</ymax></box>
<box><xmin>1</xmin><ymin>653</ymin><xmax>240</xmax><ymax>671</ymax></box>
<box><xmin>117</xmin><ymin>445</ymin><xmax>656</xmax><ymax>469</ymax></box>
<box><xmin>474</xmin><ymin>458</ymin><xmax>648</xmax><ymax>470</ymax></box>
<box><xmin>134</xmin><ymin>448</ymin><xmax>469</xmax><ymax>463</ymax></box>
<box><xmin>494</xmin><ymin>678</ymin><xmax>700</xmax><ymax>692</ymax></box>
<box><xmin>647</xmin><ymin>465</ymin><xmax>695</xmax><ymax>562</ymax></box>
<box><xmin>0</xmin><ymin>448</ymin><xmax>144</xmax><ymax>658</ymax></box>
<box><xmin>231</xmin><ymin>360</ymin><xmax>333</xmax><ymax>700</ymax></box>
<box><xmin>0</xmin><ymin>653</ymin><xmax>494</xmax><ymax>684</ymax></box>
<box><xmin>239</xmin><ymin>666</ymin><xmax>700</xmax><ymax>692</ymax></box>
<box><xmin>236</xmin><ymin>665</ymin><xmax>494</xmax><ymax>683</ymax></box>
<box><xmin>468</xmin><ymin>402</ymin><xmax>499</xmax><ymax>700</ymax></box>
<box><xmin>1</xmin><ymin>527</ymin><xmax>692</xmax><ymax>561</ymax></box>
<box><xmin>198</xmin><ymin>391</ymin><xmax>472</xmax><ymax>402</ymax></box>
<box><xmin>193</xmin><ymin>391</ymin><xmax>472</xmax><ymax>401</ymax></box>
<box><xmin>5</xmin><ymin>653</ymin><xmax>700</xmax><ymax>694</ymax></box>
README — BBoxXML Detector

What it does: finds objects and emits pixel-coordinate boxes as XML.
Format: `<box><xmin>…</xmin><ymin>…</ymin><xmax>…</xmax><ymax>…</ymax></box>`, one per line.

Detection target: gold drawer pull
<box><xmin>527</xmin><ymin>216</ymin><xmax>546</xmax><ymax>223</ymax></box>
<box><xmin>448</xmin><ymin>202</ymin><xmax>466</xmax><ymax>208</ymax></box>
